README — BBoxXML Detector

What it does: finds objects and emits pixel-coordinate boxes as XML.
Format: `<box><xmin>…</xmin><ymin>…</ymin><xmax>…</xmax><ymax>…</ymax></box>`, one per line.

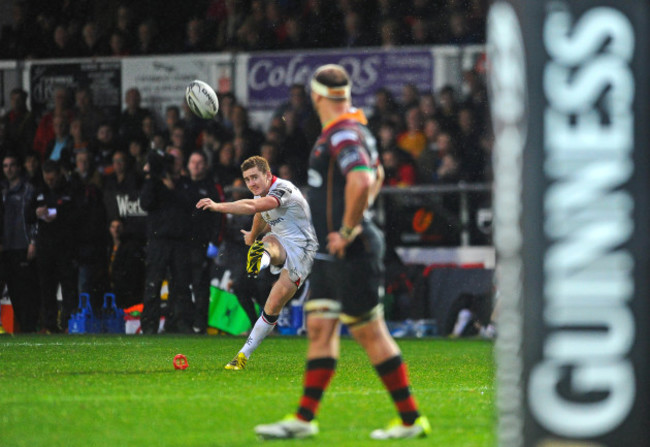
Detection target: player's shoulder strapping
<box><xmin>330</xmin><ymin>128</ymin><xmax>359</xmax><ymax>148</ymax></box>
<box><xmin>327</xmin><ymin>123</ymin><xmax>364</xmax><ymax>153</ymax></box>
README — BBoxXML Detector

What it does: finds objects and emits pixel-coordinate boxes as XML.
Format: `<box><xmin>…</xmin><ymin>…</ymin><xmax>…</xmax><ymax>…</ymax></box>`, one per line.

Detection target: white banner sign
<box><xmin>121</xmin><ymin>55</ymin><xmax>231</xmax><ymax>126</ymax></box>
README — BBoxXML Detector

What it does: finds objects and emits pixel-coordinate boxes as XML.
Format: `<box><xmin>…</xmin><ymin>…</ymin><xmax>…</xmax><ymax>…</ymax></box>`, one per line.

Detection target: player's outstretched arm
<box><xmin>196</xmin><ymin>196</ymin><xmax>278</xmax><ymax>215</ymax></box>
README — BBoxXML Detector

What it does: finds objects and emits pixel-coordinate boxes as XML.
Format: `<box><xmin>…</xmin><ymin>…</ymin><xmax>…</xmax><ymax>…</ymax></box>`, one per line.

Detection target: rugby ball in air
<box><xmin>185</xmin><ymin>80</ymin><xmax>219</xmax><ymax>119</ymax></box>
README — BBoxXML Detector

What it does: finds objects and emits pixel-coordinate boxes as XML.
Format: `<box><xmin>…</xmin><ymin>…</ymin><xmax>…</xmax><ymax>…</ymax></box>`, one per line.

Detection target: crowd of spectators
<box><xmin>0</xmin><ymin>0</ymin><xmax>486</xmax><ymax>60</ymax></box>
<box><xmin>0</xmin><ymin>0</ymin><xmax>492</xmax><ymax>333</ymax></box>
<box><xmin>0</xmin><ymin>72</ymin><xmax>492</xmax><ymax>332</ymax></box>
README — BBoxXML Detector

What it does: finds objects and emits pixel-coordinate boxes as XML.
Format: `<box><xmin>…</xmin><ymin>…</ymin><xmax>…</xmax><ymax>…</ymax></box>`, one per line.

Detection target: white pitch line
<box><xmin>0</xmin><ymin>340</ymin><xmax>154</xmax><ymax>347</ymax></box>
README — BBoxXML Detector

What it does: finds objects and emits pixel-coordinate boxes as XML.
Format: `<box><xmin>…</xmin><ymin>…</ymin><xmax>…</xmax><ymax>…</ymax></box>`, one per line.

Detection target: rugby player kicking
<box><xmin>197</xmin><ymin>155</ymin><xmax>318</xmax><ymax>370</ymax></box>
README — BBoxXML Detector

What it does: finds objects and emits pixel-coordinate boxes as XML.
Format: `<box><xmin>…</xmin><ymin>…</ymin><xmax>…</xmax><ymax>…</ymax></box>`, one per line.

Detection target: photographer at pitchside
<box><xmin>139</xmin><ymin>149</ymin><xmax>194</xmax><ymax>334</ymax></box>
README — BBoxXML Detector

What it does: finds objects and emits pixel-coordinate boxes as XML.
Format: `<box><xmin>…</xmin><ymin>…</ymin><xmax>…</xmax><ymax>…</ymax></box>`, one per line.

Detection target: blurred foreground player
<box><xmin>255</xmin><ymin>65</ymin><xmax>430</xmax><ymax>440</ymax></box>
<box><xmin>197</xmin><ymin>156</ymin><xmax>318</xmax><ymax>370</ymax></box>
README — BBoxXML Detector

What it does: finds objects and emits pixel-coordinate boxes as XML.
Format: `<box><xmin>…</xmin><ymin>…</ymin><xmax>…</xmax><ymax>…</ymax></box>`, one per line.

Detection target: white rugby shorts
<box><xmin>265</xmin><ymin>233</ymin><xmax>316</xmax><ymax>285</ymax></box>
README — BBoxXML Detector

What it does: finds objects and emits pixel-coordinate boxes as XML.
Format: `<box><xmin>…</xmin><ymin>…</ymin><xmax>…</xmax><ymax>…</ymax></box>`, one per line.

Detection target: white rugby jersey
<box><xmin>256</xmin><ymin>177</ymin><xmax>319</xmax><ymax>252</ymax></box>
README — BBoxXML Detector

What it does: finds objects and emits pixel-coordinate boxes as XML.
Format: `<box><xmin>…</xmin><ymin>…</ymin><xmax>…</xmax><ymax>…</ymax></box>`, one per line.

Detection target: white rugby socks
<box><xmin>240</xmin><ymin>311</ymin><xmax>278</xmax><ymax>358</ymax></box>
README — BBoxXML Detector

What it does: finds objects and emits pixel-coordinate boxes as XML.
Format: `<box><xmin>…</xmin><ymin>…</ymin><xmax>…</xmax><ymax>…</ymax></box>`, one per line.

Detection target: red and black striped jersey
<box><xmin>307</xmin><ymin>108</ymin><xmax>380</xmax><ymax>253</ymax></box>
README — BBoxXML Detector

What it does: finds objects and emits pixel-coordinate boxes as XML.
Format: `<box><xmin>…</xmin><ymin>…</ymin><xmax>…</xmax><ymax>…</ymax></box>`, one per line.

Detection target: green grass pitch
<box><xmin>0</xmin><ymin>335</ymin><xmax>495</xmax><ymax>447</ymax></box>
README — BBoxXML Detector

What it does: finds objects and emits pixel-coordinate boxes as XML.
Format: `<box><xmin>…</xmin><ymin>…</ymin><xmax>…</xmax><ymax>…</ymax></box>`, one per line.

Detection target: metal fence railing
<box><xmin>226</xmin><ymin>183</ymin><xmax>493</xmax><ymax>248</ymax></box>
<box><xmin>378</xmin><ymin>183</ymin><xmax>493</xmax><ymax>247</ymax></box>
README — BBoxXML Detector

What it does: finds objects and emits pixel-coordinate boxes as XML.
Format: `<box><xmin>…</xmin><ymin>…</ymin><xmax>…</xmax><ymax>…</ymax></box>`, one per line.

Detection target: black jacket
<box><xmin>108</xmin><ymin>235</ymin><xmax>145</xmax><ymax>308</ymax></box>
<box><xmin>2</xmin><ymin>178</ymin><xmax>36</xmax><ymax>251</ymax></box>
<box><xmin>103</xmin><ymin>172</ymin><xmax>147</xmax><ymax>240</ymax></box>
<box><xmin>28</xmin><ymin>177</ymin><xmax>81</xmax><ymax>252</ymax></box>
<box><xmin>139</xmin><ymin>176</ymin><xmax>193</xmax><ymax>240</ymax></box>
<box><xmin>70</xmin><ymin>175</ymin><xmax>108</xmax><ymax>263</ymax></box>
<box><xmin>182</xmin><ymin>175</ymin><xmax>225</xmax><ymax>248</ymax></box>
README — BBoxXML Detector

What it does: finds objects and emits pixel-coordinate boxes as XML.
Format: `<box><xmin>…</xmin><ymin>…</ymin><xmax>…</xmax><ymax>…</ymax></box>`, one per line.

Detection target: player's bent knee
<box><xmin>340</xmin><ymin>304</ymin><xmax>383</xmax><ymax>329</ymax></box>
<box><xmin>262</xmin><ymin>235</ymin><xmax>285</xmax><ymax>260</ymax></box>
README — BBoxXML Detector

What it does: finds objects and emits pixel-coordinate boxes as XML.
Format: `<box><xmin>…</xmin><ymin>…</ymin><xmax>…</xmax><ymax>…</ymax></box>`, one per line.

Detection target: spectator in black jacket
<box><xmin>28</xmin><ymin>160</ymin><xmax>80</xmax><ymax>333</ymax></box>
<box><xmin>103</xmin><ymin>150</ymin><xmax>147</xmax><ymax>242</ymax></box>
<box><xmin>1</xmin><ymin>153</ymin><xmax>40</xmax><ymax>332</ymax></box>
<box><xmin>107</xmin><ymin>218</ymin><xmax>145</xmax><ymax>308</ymax></box>
<box><xmin>184</xmin><ymin>150</ymin><xmax>225</xmax><ymax>333</ymax></box>
<box><xmin>139</xmin><ymin>149</ymin><xmax>194</xmax><ymax>334</ymax></box>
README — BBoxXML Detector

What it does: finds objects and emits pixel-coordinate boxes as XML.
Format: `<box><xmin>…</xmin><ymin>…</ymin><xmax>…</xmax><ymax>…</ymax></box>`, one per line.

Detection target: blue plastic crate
<box><xmin>101</xmin><ymin>293</ymin><xmax>125</xmax><ymax>334</ymax></box>
<box><xmin>68</xmin><ymin>293</ymin><xmax>101</xmax><ymax>334</ymax></box>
